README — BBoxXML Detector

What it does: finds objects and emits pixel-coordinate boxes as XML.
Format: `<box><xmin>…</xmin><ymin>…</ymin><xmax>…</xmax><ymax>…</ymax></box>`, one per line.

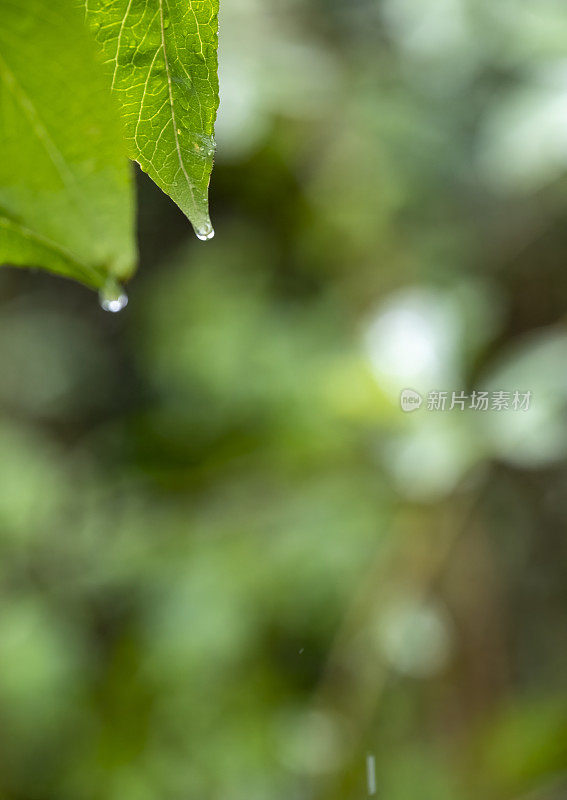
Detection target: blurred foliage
<box><xmin>1</xmin><ymin>0</ymin><xmax>567</xmax><ymax>798</ymax></box>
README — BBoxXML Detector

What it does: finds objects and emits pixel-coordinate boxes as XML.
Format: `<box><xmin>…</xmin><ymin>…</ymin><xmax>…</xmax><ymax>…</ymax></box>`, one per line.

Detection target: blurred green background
<box><xmin>2</xmin><ymin>1</ymin><xmax>567</xmax><ymax>798</ymax></box>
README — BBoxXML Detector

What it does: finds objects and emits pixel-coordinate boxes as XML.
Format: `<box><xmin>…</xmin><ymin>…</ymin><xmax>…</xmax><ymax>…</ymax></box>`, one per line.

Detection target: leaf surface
<box><xmin>0</xmin><ymin>0</ymin><xmax>136</xmax><ymax>288</ymax></box>
<box><xmin>85</xmin><ymin>0</ymin><xmax>219</xmax><ymax>237</ymax></box>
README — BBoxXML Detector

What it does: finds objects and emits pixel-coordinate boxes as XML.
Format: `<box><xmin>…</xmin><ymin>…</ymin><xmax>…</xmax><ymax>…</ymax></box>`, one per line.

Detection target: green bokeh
<box><xmin>1</xmin><ymin>1</ymin><xmax>567</xmax><ymax>798</ymax></box>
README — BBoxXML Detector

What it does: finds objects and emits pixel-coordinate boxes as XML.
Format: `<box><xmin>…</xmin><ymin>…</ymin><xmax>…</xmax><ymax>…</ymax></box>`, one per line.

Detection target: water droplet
<box><xmin>195</xmin><ymin>221</ymin><xmax>215</xmax><ymax>241</ymax></box>
<box><xmin>193</xmin><ymin>132</ymin><xmax>216</xmax><ymax>158</ymax></box>
<box><xmin>99</xmin><ymin>279</ymin><xmax>128</xmax><ymax>313</ymax></box>
<box><xmin>366</xmin><ymin>754</ymin><xmax>376</xmax><ymax>796</ymax></box>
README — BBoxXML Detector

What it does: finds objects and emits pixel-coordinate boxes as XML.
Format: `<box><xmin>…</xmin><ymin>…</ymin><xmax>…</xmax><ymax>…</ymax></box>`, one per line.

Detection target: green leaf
<box><xmin>0</xmin><ymin>0</ymin><xmax>136</xmax><ymax>289</ymax></box>
<box><xmin>85</xmin><ymin>0</ymin><xmax>220</xmax><ymax>239</ymax></box>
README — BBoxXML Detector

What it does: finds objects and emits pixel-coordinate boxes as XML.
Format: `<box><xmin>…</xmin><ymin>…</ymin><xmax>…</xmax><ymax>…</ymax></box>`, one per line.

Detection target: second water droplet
<box><xmin>99</xmin><ymin>280</ymin><xmax>128</xmax><ymax>313</ymax></box>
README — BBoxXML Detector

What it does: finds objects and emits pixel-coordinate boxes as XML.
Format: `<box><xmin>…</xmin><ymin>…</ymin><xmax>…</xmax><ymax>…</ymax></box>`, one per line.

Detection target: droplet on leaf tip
<box><xmin>195</xmin><ymin>221</ymin><xmax>215</xmax><ymax>241</ymax></box>
<box><xmin>99</xmin><ymin>279</ymin><xmax>128</xmax><ymax>313</ymax></box>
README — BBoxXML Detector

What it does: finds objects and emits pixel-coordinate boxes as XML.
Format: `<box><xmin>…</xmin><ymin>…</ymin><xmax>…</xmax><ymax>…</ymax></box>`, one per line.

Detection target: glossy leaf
<box><xmin>0</xmin><ymin>0</ymin><xmax>136</xmax><ymax>289</ymax></box>
<box><xmin>85</xmin><ymin>0</ymin><xmax>220</xmax><ymax>238</ymax></box>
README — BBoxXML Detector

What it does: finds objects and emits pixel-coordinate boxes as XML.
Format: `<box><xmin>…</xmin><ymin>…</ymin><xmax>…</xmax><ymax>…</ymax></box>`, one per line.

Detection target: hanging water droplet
<box><xmin>195</xmin><ymin>221</ymin><xmax>215</xmax><ymax>241</ymax></box>
<box><xmin>99</xmin><ymin>279</ymin><xmax>128</xmax><ymax>313</ymax></box>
